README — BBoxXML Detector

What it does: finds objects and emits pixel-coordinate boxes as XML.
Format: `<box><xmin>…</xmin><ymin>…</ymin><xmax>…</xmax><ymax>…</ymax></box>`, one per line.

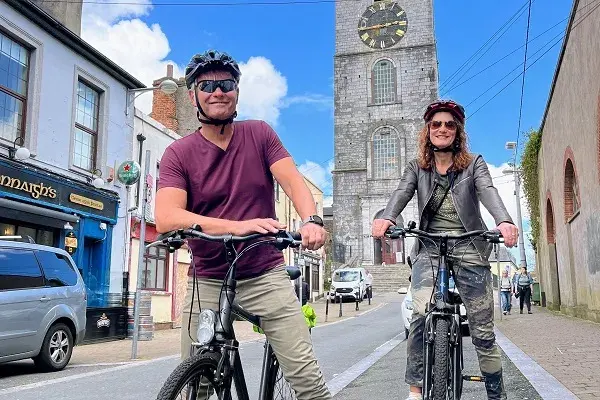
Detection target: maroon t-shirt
<box><xmin>157</xmin><ymin>120</ymin><xmax>290</xmax><ymax>280</ymax></box>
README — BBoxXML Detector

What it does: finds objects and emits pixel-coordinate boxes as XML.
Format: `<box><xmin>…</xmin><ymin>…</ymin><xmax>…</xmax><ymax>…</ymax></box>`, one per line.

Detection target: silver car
<box><xmin>0</xmin><ymin>236</ymin><xmax>86</xmax><ymax>371</ymax></box>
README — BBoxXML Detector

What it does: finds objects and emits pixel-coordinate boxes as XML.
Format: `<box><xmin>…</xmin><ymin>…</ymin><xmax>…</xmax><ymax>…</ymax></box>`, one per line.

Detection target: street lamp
<box><xmin>504</xmin><ymin>141</ymin><xmax>527</xmax><ymax>269</ymax></box>
<box><xmin>125</xmin><ymin>79</ymin><xmax>179</xmax><ymax>116</ymax></box>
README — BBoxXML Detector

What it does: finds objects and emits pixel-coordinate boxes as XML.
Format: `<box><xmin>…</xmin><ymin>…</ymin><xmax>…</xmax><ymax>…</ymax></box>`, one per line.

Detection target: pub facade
<box><xmin>0</xmin><ymin>0</ymin><xmax>146</xmax><ymax>341</ymax></box>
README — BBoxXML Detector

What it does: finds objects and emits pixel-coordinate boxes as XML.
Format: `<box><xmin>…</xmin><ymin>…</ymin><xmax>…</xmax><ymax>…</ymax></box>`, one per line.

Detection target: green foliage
<box><xmin>520</xmin><ymin>129</ymin><xmax>542</xmax><ymax>252</ymax></box>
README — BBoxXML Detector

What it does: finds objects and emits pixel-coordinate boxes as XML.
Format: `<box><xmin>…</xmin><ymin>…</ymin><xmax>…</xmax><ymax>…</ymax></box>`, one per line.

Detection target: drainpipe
<box><xmin>135</xmin><ymin>133</ymin><xmax>146</xmax><ymax>208</ymax></box>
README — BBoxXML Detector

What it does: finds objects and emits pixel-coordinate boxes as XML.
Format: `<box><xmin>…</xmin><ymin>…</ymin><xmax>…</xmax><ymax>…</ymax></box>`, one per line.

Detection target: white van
<box><xmin>328</xmin><ymin>267</ymin><xmax>367</xmax><ymax>302</ymax></box>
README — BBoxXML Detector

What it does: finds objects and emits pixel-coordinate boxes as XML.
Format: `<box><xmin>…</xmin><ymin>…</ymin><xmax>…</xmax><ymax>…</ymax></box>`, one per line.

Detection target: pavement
<box><xmin>493</xmin><ymin>294</ymin><xmax>600</xmax><ymax>400</ymax></box>
<box><xmin>69</xmin><ymin>291</ymin><xmax>388</xmax><ymax>365</ymax></box>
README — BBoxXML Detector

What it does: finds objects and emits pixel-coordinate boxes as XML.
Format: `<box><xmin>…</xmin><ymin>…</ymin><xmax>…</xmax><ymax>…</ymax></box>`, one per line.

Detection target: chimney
<box><xmin>151</xmin><ymin>64</ymin><xmax>179</xmax><ymax>132</ymax></box>
<box><xmin>30</xmin><ymin>0</ymin><xmax>83</xmax><ymax>36</ymax></box>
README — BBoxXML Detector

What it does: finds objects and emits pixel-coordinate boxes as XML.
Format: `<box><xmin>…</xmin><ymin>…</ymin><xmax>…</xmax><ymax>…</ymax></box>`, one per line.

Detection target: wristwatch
<box><xmin>302</xmin><ymin>215</ymin><xmax>324</xmax><ymax>227</ymax></box>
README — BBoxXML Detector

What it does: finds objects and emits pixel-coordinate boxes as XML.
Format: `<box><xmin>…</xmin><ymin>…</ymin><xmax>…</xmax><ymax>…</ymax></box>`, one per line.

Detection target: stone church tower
<box><xmin>332</xmin><ymin>0</ymin><xmax>438</xmax><ymax>266</ymax></box>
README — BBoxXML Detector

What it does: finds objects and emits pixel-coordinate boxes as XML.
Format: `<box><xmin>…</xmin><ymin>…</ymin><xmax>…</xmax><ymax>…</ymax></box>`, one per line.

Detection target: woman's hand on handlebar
<box><xmin>496</xmin><ymin>222</ymin><xmax>518</xmax><ymax>247</ymax></box>
<box><xmin>372</xmin><ymin>218</ymin><xmax>395</xmax><ymax>239</ymax></box>
<box><xmin>232</xmin><ymin>218</ymin><xmax>286</xmax><ymax>236</ymax></box>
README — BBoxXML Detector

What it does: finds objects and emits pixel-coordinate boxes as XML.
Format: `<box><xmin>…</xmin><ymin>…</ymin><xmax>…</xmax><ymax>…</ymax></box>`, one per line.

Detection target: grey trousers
<box><xmin>181</xmin><ymin>266</ymin><xmax>332</xmax><ymax>400</ymax></box>
<box><xmin>405</xmin><ymin>242</ymin><xmax>507</xmax><ymax>400</ymax></box>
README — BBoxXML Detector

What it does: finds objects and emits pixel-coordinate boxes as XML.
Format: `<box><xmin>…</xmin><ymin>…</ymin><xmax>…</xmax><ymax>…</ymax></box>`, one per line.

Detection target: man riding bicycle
<box><xmin>154</xmin><ymin>50</ymin><xmax>332</xmax><ymax>400</ymax></box>
<box><xmin>372</xmin><ymin>99</ymin><xmax>519</xmax><ymax>400</ymax></box>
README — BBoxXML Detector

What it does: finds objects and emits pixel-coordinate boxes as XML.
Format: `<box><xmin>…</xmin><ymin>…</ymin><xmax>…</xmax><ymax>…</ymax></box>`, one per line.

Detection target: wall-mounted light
<box><xmin>90</xmin><ymin>168</ymin><xmax>105</xmax><ymax>188</ymax></box>
<box><xmin>8</xmin><ymin>137</ymin><xmax>30</xmax><ymax>160</ymax></box>
<box><xmin>64</xmin><ymin>222</ymin><xmax>74</xmax><ymax>230</ymax></box>
<box><xmin>125</xmin><ymin>79</ymin><xmax>179</xmax><ymax>116</ymax></box>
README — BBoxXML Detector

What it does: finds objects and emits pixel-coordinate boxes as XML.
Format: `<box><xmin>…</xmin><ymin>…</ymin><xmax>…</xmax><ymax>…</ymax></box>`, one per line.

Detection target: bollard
<box><xmin>325</xmin><ymin>293</ymin><xmax>329</xmax><ymax>322</ymax></box>
<box><xmin>355</xmin><ymin>297</ymin><xmax>359</xmax><ymax>311</ymax></box>
<box><xmin>338</xmin><ymin>294</ymin><xmax>343</xmax><ymax>317</ymax></box>
<box><xmin>368</xmin><ymin>286</ymin><xmax>372</xmax><ymax>305</ymax></box>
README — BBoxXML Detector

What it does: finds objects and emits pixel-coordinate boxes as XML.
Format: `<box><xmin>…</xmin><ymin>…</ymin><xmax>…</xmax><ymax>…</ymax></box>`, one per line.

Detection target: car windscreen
<box><xmin>333</xmin><ymin>271</ymin><xmax>359</xmax><ymax>282</ymax></box>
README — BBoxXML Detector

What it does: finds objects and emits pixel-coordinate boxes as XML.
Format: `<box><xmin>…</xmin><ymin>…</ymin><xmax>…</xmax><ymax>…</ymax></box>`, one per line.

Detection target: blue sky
<box><xmin>81</xmin><ymin>0</ymin><xmax>577</xmax><ymax>268</ymax></box>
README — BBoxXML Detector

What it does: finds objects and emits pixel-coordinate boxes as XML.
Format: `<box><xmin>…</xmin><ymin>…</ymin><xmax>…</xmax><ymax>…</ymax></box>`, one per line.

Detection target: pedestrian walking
<box><xmin>500</xmin><ymin>269</ymin><xmax>512</xmax><ymax>315</ymax></box>
<box><xmin>515</xmin><ymin>266</ymin><xmax>534</xmax><ymax>314</ymax></box>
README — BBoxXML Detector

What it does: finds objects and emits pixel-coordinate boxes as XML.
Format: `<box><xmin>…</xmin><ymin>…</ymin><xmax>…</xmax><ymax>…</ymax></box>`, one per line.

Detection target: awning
<box><xmin>0</xmin><ymin>197</ymin><xmax>80</xmax><ymax>229</ymax></box>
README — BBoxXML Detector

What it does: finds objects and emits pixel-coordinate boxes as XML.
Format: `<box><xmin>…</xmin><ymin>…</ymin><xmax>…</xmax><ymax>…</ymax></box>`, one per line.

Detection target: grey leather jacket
<box><xmin>380</xmin><ymin>153</ymin><xmax>514</xmax><ymax>258</ymax></box>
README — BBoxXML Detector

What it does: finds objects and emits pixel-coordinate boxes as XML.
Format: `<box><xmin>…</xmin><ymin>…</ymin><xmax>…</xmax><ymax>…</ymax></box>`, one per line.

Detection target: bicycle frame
<box><xmin>421</xmin><ymin>235</ymin><xmax>463</xmax><ymax>400</ymax></box>
<box><xmin>149</xmin><ymin>229</ymin><xmax>300</xmax><ymax>400</ymax></box>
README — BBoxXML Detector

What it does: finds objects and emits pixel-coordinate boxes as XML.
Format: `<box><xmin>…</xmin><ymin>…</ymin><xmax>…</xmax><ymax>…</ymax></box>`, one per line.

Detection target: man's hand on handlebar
<box><xmin>232</xmin><ymin>218</ymin><xmax>286</xmax><ymax>236</ymax></box>
<box><xmin>372</xmin><ymin>218</ymin><xmax>395</xmax><ymax>239</ymax></box>
<box><xmin>496</xmin><ymin>222</ymin><xmax>518</xmax><ymax>247</ymax></box>
<box><xmin>299</xmin><ymin>222</ymin><xmax>327</xmax><ymax>251</ymax></box>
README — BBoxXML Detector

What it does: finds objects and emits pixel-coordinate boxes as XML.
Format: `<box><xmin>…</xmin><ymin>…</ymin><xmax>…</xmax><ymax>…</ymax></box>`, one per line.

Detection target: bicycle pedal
<box><xmin>462</xmin><ymin>375</ymin><xmax>486</xmax><ymax>382</ymax></box>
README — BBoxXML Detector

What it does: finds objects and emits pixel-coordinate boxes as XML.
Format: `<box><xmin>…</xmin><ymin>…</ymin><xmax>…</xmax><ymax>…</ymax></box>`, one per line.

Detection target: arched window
<box><xmin>372</xmin><ymin>59</ymin><xmax>396</xmax><ymax>104</ymax></box>
<box><xmin>546</xmin><ymin>198</ymin><xmax>555</xmax><ymax>244</ymax></box>
<box><xmin>564</xmin><ymin>157</ymin><xmax>580</xmax><ymax>221</ymax></box>
<box><xmin>372</xmin><ymin>127</ymin><xmax>399</xmax><ymax>179</ymax></box>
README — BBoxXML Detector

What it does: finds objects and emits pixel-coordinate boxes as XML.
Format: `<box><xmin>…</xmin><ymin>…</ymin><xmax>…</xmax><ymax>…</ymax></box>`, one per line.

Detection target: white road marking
<box><xmin>0</xmin><ymin>355</ymin><xmax>179</xmax><ymax>396</ymax></box>
<box><xmin>326</xmin><ymin>333</ymin><xmax>404</xmax><ymax>396</ymax></box>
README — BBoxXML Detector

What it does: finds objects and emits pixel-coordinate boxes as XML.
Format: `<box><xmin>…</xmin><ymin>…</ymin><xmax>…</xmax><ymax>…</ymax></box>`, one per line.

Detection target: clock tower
<box><xmin>332</xmin><ymin>0</ymin><xmax>438</xmax><ymax>267</ymax></box>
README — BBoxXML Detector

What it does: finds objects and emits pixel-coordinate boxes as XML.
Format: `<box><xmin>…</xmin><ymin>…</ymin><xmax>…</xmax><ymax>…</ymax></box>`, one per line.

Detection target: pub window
<box><xmin>142</xmin><ymin>245</ymin><xmax>168</xmax><ymax>291</ymax></box>
<box><xmin>0</xmin><ymin>32</ymin><xmax>30</xmax><ymax>143</ymax></box>
<box><xmin>73</xmin><ymin>80</ymin><xmax>100</xmax><ymax>171</ymax></box>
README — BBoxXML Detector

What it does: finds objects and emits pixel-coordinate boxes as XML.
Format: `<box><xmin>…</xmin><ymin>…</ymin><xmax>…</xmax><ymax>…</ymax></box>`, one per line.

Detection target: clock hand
<box><xmin>358</xmin><ymin>21</ymin><xmax>401</xmax><ymax>31</ymax></box>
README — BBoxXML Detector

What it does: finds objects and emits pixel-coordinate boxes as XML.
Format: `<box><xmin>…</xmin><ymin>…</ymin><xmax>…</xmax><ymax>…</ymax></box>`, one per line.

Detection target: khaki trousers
<box><xmin>181</xmin><ymin>266</ymin><xmax>332</xmax><ymax>400</ymax></box>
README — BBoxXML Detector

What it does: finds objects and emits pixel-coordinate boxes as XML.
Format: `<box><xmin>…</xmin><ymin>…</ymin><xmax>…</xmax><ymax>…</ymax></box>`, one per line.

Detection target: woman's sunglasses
<box><xmin>429</xmin><ymin>120</ymin><xmax>458</xmax><ymax>130</ymax></box>
<box><xmin>196</xmin><ymin>79</ymin><xmax>238</xmax><ymax>93</ymax></box>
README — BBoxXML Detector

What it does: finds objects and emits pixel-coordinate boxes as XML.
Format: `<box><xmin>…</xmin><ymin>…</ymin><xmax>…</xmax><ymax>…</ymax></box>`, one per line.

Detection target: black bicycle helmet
<box><xmin>185</xmin><ymin>50</ymin><xmax>241</xmax><ymax>89</ymax></box>
<box><xmin>185</xmin><ymin>50</ymin><xmax>242</xmax><ymax>133</ymax></box>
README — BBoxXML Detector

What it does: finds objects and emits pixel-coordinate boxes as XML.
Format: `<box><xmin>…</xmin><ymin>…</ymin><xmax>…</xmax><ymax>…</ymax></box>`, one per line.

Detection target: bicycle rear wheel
<box><xmin>156</xmin><ymin>351</ymin><xmax>241</xmax><ymax>400</ymax></box>
<box><xmin>432</xmin><ymin>318</ymin><xmax>449</xmax><ymax>400</ymax></box>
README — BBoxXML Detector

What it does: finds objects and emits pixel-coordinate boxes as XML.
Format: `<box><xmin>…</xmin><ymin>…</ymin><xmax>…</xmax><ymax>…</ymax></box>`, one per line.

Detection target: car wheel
<box><xmin>34</xmin><ymin>323</ymin><xmax>73</xmax><ymax>372</ymax></box>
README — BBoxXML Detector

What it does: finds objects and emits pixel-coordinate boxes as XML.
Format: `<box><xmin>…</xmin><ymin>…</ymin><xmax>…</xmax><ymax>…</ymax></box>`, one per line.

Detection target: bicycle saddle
<box><xmin>285</xmin><ymin>266</ymin><xmax>301</xmax><ymax>280</ymax></box>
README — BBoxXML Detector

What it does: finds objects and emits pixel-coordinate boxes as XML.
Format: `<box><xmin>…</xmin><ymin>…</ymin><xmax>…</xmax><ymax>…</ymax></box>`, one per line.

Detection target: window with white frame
<box><xmin>0</xmin><ymin>32</ymin><xmax>30</xmax><ymax>143</ymax></box>
<box><xmin>372</xmin><ymin>128</ymin><xmax>398</xmax><ymax>179</ymax></box>
<box><xmin>73</xmin><ymin>80</ymin><xmax>100</xmax><ymax>171</ymax></box>
<box><xmin>372</xmin><ymin>60</ymin><xmax>396</xmax><ymax>104</ymax></box>
<box><xmin>142</xmin><ymin>245</ymin><xmax>168</xmax><ymax>290</ymax></box>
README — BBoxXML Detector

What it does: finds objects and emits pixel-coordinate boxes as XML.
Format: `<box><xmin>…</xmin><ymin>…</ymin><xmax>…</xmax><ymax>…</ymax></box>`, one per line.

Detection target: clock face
<box><xmin>358</xmin><ymin>1</ymin><xmax>408</xmax><ymax>49</ymax></box>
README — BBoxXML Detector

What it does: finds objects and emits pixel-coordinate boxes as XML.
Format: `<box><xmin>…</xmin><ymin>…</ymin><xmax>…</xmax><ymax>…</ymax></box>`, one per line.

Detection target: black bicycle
<box><xmin>386</xmin><ymin>221</ymin><xmax>503</xmax><ymax>400</ymax></box>
<box><xmin>150</xmin><ymin>225</ymin><xmax>302</xmax><ymax>400</ymax></box>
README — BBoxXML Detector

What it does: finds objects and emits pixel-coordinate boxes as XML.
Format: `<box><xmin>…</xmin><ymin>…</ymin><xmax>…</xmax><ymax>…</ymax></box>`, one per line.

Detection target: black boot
<box><xmin>483</xmin><ymin>370</ymin><xmax>507</xmax><ymax>399</ymax></box>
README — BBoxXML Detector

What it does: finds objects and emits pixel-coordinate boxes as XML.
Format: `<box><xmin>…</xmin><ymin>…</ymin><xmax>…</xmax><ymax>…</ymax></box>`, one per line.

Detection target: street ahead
<box><xmin>0</xmin><ymin>295</ymin><xmax>541</xmax><ymax>399</ymax></box>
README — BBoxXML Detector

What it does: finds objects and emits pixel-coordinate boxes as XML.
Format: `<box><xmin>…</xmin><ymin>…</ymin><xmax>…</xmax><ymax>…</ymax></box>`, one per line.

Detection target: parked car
<box><xmin>0</xmin><ymin>236</ymin><xmax>87</xmax><ymax>371</ymax></box>
<box><xmin>328</xmin><ymin>267</ymin><xmax>367</xmax><ymax>302</ymax></box>
<box><xmin>399</xmin><ymin>277</ymin><xmax>469</xmax><ymax>339</ymax></box>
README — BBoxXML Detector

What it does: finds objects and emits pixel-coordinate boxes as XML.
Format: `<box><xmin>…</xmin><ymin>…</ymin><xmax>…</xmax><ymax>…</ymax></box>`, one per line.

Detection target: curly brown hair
<box><xmin>417</xmin><ymin>117</ymin><xmax>473</xmax><ymax>171</ymax></box>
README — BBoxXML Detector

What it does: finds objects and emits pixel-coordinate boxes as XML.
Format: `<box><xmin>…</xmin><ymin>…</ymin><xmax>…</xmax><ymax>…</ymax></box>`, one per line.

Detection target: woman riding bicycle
<box><xmin>372</xmin><ymin>99</ymin><xmax>519</xmax><ymax>400</ymax></box>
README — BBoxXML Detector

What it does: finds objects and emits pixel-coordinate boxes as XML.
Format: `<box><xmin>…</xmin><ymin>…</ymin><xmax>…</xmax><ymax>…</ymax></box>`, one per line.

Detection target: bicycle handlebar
<box><xmin>150</xmin><ymin>224</ymin><xmax>302</xmax><ymax>253</ymax></box>
<box><xmin>384</xmin><ymin>221</ymin><xmax>504</xmax><ymax>243</ymax></box>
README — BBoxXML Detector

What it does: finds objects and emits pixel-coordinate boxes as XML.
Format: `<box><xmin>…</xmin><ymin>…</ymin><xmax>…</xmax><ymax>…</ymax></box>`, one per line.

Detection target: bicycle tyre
<box><xmin>264</xmin><ymin>352</ymin><xmax>297</xmax><ymax>400</ymax></box>
<box><xmin>156</xmin><ymin>351</ymin><xmax>223</xmax><ymax>400</ymax></box>
<box><xmin>433</xmin><ymin>318</ymin><xmax>449</xmax><ymax>400</ymax></box>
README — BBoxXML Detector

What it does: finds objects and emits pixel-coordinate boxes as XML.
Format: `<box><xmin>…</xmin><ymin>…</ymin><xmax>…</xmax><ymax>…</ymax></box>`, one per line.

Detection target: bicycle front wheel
<box><xmin>432</xmin><ymin>318</ymin><xmax>449</xmax><ymax>400</ymax></box>
<box><xmin>264</xmin><ymin>352</ymin><xmax>297</xmax><ymax>400</ymax></box>
<box><xmin>156</xmin><ymin>351</ymin><xmax>240</xmax><ymax>400</ymax></box>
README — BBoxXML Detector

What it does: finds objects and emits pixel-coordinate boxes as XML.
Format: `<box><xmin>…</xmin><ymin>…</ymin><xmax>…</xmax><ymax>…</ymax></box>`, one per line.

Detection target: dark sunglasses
<box><xmin>429</xmin><ymin>120</ymin><xmax>458</xmax><ymax>130</ymax></box>
<box><xmin>196</xmin><ymin>79</ymin><xmax>237</xmax><ymax>93</ymax></box>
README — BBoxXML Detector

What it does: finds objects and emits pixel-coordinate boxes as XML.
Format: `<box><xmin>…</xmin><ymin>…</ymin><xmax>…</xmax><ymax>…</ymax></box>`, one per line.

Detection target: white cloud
<box><xmin>237</xmin><ymin>57</ymin><xmax>287</xmax><ymax>126</ymax></box>
<box><xmin>298</xmin><ymin>159</ymin><xmax>334</xmax><ymax>207</ymax></box>
<box><xmin>81</xmin><ymin>4</ymin><xmax>328</xmax><ymax>123</ymax></box>
<box><xmin>81</xmin><ymin>3</ymin><xmax>184</xmax><ymax>114</ymax></box>
<box><xmin>480</xmin><ymin>162</ymin><xmax>535</xmax><ymax>268</ymax></box>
